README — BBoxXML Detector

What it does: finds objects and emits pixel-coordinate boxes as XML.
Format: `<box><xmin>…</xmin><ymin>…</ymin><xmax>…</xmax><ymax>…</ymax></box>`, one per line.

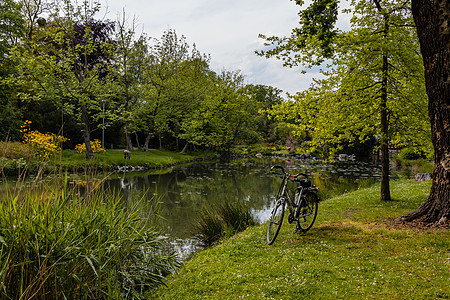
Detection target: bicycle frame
<box><xmin>272</xmin><ymin>166</ymin><xmax>308</xmax><ymax>222</ymax></box>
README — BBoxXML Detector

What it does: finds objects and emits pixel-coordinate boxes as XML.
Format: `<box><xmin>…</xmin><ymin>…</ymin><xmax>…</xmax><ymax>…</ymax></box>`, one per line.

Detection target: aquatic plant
<box><xmin>193</xmin><ymin>201</ymin><xmax>256</xmax><ymax>247</ymax></box>
<box><xmin>0</xmin><ymin>175</ymin><xmax>179</xmax><ymax>299</ymax></box>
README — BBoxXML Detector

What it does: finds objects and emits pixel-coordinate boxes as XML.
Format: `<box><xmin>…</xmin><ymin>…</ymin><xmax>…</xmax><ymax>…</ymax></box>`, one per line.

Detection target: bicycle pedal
<box><xmin>288</xmin><ymin>213</ymin><xmax>294</xmax><ymax>224</ymax></box>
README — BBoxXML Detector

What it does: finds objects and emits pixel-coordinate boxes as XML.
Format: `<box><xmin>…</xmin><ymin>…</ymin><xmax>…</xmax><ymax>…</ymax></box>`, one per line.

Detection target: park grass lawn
<box><xmin>51</xmin><ymin>149</ymin><xmax>209</xmax><ymax>170</ymax></box>
<box><xmin>152</xmin><ymin>179</ymin><xmax>449</xmax><ymax>299</ymax></box>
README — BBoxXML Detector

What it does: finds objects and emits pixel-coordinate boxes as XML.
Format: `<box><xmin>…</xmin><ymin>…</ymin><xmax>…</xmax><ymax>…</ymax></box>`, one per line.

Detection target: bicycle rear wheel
<box><xmin>296</xmin><ymin>193</ymin><xmax>318</xmax><ymax>233</ymax></box>
<box><xmin>267</xmin><ymin>198</ymin><xmax>285</xmax><ymax>245</ymax></box>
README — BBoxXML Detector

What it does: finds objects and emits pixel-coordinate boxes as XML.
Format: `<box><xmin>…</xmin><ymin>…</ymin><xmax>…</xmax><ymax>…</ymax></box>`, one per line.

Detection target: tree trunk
<box><xmin>83</xmin><ymin>125</ymin><xmax>94</xmax><ymax>160</ymax></box>
<box><xmin>81</xmin><ymin>107</ymin><xmax>94</xmax><ymax>159</ymax></box>
<box><xmin>143</xmin><ymin>134</ymin><xmax>151</xmax><ymax>152</ymax></box>
<box><xmin>125</xmin><ymin>122</ymin><xmax>133</xmax><ymax>150</ymax></box>
<box><xmin>135</xmin><ymin>133</ymin><xmax>141</xmax><ymax>150</ymax></box>
<box><xmin>181</xmin><ymin>142</ymin><xmax>189</xmax><ymax>153</ymax></box>
<box><xmin>380</xmin><ymin>15</ymin><xmax>391</xmax><ymax>202</ymax></box>
<box><xmin>397</xmin><ymin>0</ymin><xmax>450</xmax><ymax>223</ymax></box>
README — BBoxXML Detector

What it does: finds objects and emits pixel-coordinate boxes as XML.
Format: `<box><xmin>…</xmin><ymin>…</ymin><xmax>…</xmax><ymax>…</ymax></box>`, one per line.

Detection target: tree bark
<box><xmin>81</xmin><ymin>106</ymin><xmax>94</xmax><ymax>159</ymax></box>
<box><xmin>181</xmin><ymin>142</ymin><xmax>189</xmax><ymax>153</ymax></box>
<box><xmin>135</xmin><ymin>133</ymin><xmax>141</xmax><ymax>149</ymax></box>
<box><xmin>143</xmin><ymin>134</ymin><xmax>151</xmax><ymax>152</ymax></box>
<box><xmin>397</xmin><ymin>0</ymin><xmax>450</xmax><ymax>223</ymax></box>
<box><xmin>380</xmin><ymin>14</ymin><xmax>391</xmax><ymax>201</ymax></box>
<box><xmin>125</xmin><ymin>122</ymin><xmax>133</xmax><ymax>150</ymax></box>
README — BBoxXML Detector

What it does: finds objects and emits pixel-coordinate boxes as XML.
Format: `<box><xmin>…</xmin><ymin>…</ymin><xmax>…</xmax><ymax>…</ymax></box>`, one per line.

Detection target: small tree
<box><xmin>11</xmin><ymin>0</ymin><xmax>114</xmax><ymax>159</ymax></box>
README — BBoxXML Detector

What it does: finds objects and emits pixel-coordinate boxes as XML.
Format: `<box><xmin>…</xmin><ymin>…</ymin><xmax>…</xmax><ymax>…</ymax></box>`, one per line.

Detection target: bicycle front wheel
<box><xmin>296</xmin><ymin>193</ymin><xmax>318</xmax><ymax>233</ymax></box>
<box><xmin>267</xmin><ymin>198</ymin><xmax>285</xmax><ymax>245</ymax></box>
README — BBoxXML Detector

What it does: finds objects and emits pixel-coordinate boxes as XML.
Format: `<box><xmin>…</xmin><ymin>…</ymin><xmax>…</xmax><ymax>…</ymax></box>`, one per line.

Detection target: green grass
<box><xmin>152</xmin><ymin>179</ymin><xmax>449</xmax><ymax>299</ymax></box>
<box><xmin>1</xmin><ymin>148</ymin><xmax>213</xmax><ymax>175</ymax></box>
<box><xmin>41</xmin><ymin>149</ymin><xmax>215</xmax><ymax>173</ymax></box>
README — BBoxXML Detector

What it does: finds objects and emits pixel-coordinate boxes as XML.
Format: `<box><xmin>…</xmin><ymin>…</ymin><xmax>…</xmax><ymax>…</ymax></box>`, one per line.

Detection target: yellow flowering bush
<box><xmin>21</xmin><ymin>121</ymin><xmax>68</xmax><ymax>158</ymax></box>
<box><xmin>75</xmin><ymin>139</ymin><xmax>105</xmax><ymax>153</ymax></box>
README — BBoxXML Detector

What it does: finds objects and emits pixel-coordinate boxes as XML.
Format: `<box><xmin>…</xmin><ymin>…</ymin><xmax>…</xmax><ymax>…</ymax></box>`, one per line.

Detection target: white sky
<box><xmin>99</xmin><ymin>0</ymin><xmax>350</xmax><ymax>96</ymax></box>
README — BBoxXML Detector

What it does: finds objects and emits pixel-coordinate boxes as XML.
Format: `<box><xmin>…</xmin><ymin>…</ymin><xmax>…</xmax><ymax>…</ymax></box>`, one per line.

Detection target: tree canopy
<box><xmin>259</xmin><ymin>0</ymin><xmax>430</xmax><ymax>201</ymax></box>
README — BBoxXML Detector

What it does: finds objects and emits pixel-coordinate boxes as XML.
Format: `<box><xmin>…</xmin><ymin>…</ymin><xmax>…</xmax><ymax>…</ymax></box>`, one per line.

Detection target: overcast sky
<box><xmin>99</xmin><ymin>0</ymin><xmax>345</xmax><ymax>96</ymax></box>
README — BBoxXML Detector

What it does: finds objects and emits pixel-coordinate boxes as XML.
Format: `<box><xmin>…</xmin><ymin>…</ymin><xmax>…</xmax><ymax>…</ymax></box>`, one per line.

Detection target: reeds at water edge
<box><xmin>0</xmin><ymin>166</ymin><xmax>179</xmax><ymax>299</ymax></box>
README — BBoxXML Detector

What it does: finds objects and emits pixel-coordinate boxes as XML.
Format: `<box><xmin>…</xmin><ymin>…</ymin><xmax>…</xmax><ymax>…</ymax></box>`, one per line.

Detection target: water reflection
<box><xmin>102</xmin><ymin>157</ymin><xmax>383</xmax><ymax>258</ymax></box>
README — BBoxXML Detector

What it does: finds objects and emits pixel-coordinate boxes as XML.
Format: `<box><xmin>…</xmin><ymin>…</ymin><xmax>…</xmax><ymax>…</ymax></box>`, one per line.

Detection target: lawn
<box><xmin>50</xmin><ymin>149</ymin><xmax>211</xmax><ymax>170</ymax></box>
<box><xmin>152</xmin><ymin>179</ymin><xmax>449</xmax><ymax>299</ymax></box>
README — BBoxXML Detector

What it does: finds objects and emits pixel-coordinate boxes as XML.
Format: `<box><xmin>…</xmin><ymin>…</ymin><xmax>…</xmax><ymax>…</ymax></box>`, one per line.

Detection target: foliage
<box><xmin>10</xmin><ymin>0</ymin><xmax>115</xmax><ymax>159</ymax></box>
<box><xmin>391</xmin><ymin>153</ymin><xmax>434</xmax><ymax>176</ymax></box>
<box><xmin>181</xmin><ymin>70</ymin><xmax>261</xmax><ymax>152</ymax></box>
<box><xmin>0</xmin><ymin>176</ymin><xmax>180</xmax><ymax>299</ymax></box>
<box><xmin>397</xmin><ymin>147</ymin><xmax>428</xmax><ymax>161</ymax></box>
<box><xmin>192</xmin><ymin>201</ymin><xmax>256</xmax><ymax>247</ymax></box>
<box><xmin>75</xmin><ymin>139</ymin><xmax>105</xmax><ymax>154</ymax></box>
<box><xmin>0</xmin><ymin>0</ymin><xmax>25</xmax><ymax>139</ymax></box>
<box><xmin>263</xmin><ymin>0</ymin><xmax>430</xmax><ymax>158</ymax></box>
<box><xmin>133</xmin><ymin>29</ymin><xmax>212</xmax><ymax>150</ymax></box>
<box><xmin>0</xmin><ymin>0</ymin><xmax>25</xmax><ymax>56</ymax></box>
<box><xmin>21</xmin><ymin>120</ymin><xmax>68</xmax><ymax>158</ymax></box>
<box><xmin>153</xmin><ymin>180</ymin><xmax>449</xmax><ymax>299</ymax></box>
<box><xmin>0</xmin><ymin>141</ymin><xmax>34</xmax><ymax>159</ymax></box>
<box><xmin>107</xmin><ymin>14</ymin><xmax>149</xmax><ymax>150</ymax></box>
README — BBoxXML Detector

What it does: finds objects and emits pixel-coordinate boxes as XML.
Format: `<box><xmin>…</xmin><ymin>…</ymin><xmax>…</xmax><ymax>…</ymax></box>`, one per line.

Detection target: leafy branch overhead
<box><xmin>257</xmin><ymin>0</ymin><xmax>339</xmax><ymax>68</ymax></box>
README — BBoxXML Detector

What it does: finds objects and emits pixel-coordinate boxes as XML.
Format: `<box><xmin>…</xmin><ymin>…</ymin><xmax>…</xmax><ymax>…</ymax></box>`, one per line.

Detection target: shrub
<box><xmin>0</xmin><ymin>177</ymin><xmax>179</xmax><ymax>299</ymax></box>
<box><xmin>0</xmin><ymin>141</ymin><xmax>34</xmax><ymax>159</ymax></box>
<box><xmin>20</xmin><ymin>120</ymin><xmax>68</xmax><ymax>158</ymax></box>
<box><xmin>193</xmin><ymin>201</ymin><xmax>256</xmax><ymax>247</ymax></box>
<box><xmin>75</xmin><ymin>139</ymin><xmax>105</xmax><ymax>153</ymax></box>
<box><xmin>398</xmin><ymin>147</ymin><xmax>427</xmax><ymax>160</ymax></box>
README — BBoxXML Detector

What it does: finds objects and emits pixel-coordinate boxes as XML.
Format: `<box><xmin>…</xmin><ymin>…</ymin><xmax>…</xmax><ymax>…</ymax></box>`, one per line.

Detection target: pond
<box><xmin>101</xmin><ymin>157</ymin><xmax>383</xmax><ymax>259</ymax></box>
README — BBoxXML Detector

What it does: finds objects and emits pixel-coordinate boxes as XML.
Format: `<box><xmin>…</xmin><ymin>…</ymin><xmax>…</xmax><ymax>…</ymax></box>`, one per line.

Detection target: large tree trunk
<box><xmin>397</xmin><ymin>0</ymin><xmax>450</xmax><ymax>223</ymax></box>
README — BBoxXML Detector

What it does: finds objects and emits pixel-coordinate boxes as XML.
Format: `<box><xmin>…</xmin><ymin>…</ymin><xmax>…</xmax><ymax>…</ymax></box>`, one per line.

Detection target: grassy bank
<box><xmin>1</xmin><ymin>149</ymin><xmax>215</xmax><ymax>175</ymax></box>
<box><xmin>54</xmin><ymin>149</ymin><xmax>204</xmax><ymax>169</ymax></box>
<box><xmin>152</xmin><ymin>179</ymin><xmax>449</xmax><ymax>299</ymax></box>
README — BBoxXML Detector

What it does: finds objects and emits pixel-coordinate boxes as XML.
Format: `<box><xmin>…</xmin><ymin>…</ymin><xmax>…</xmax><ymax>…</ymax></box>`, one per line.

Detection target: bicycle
<box><xmin>267</xmin><ymin>165</ymin><xmax>320</xmax><ymax>245</ymax></box>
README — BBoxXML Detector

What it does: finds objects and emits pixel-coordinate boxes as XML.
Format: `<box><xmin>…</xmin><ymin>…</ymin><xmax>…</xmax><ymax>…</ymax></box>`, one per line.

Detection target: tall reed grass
<box><xmin>193</xmin><ymin>201</ymin><xmax>256</xmax><ymax>247</ymax></box>
<box><xmin>0</xmin><ymin>172</ymin><xmax>179</xmax><ymax>299</ymax></box>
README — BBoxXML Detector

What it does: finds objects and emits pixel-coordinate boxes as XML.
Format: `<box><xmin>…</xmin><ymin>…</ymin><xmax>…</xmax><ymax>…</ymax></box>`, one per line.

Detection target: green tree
<box><xmin>108</xmin><ymin>12</ymin><xmax>148</xmax><ymax>150</ymax></box>
<box><xmin>259</xmin><ymin>0</ymin><xmax>430</xmax><ymax>201</ymax></box>
<box><xmin>246</xmin><ymin>84</ymin><xmax>284</xmax><ymax>142</ymax></box>
<box><xmin>11</xmin><ymin>0</ymin><xmax>114</xmax><ymax>159</ymax></box>
<box><xmin>137</xmin><ymin>29</ymin><xmax>210</xmax><ymax>150</ymax></box>
<box><xmin>0</xmin><ymin>0</ymin><xmax>25</xmax><ymax>139</ymax></box>
<box><xmin>181</xmin><ymin>70</ymin><xmax>259</xmax><ymax>153</ymax></box>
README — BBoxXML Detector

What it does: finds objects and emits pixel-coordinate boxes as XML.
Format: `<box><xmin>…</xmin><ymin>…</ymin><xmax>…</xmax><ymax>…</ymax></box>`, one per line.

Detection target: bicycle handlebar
<box><xmin>270</xmin><ymin>165</ymin><xmax>309</xmax><ymax>181</ymax></box>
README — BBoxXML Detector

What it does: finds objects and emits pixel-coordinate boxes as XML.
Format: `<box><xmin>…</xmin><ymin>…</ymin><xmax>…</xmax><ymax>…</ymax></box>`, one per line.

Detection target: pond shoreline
<box><xmin>1</xmin><ymin>149</ymin><xmax>219</xmax><ymax>176</ymax></box>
